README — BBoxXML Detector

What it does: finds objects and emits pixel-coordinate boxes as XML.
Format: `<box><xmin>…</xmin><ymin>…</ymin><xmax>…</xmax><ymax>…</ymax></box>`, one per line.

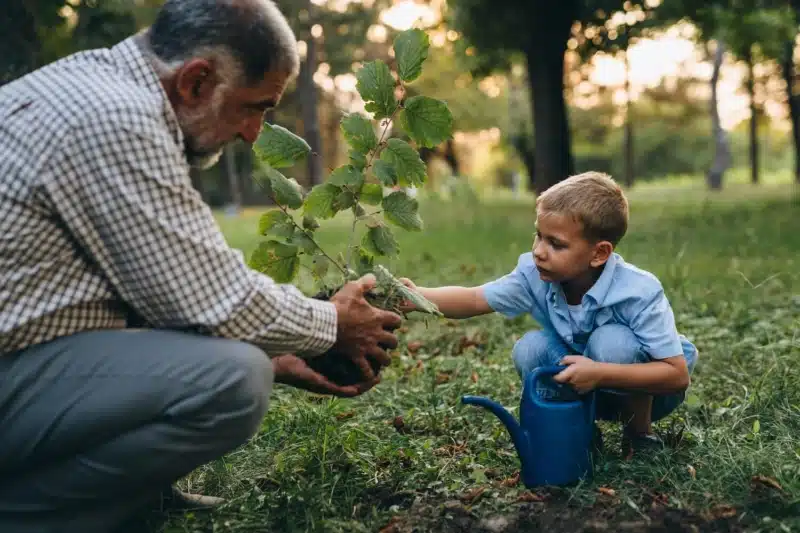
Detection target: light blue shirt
<box><xmin>482</xmin><ymin>252</ymin><xmax>685</xmax><ymax>359</ymax></box>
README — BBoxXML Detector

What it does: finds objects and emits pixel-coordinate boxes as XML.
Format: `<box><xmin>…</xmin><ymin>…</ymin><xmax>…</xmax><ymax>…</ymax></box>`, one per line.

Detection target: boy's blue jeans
<box><xmin>512</xmin><ymin>324</ymin><xmax>698</xmax><ymax>422</ymax></box>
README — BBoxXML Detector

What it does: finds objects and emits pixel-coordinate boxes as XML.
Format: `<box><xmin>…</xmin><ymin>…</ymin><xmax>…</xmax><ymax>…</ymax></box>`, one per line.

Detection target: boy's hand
<box><xmin>553</xmin><ymin>356</ymin><xmax>604</xmax><ymax>394</ymax></box>
<box><xmin>398</xmin><ymin>277</ymin><xmax>419</xmax><ymax>313</ymax></box>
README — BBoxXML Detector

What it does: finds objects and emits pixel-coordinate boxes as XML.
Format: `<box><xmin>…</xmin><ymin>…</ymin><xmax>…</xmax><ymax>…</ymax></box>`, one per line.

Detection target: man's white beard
<box><xmin>176</xmin><ymin>90</ymin><xmax>227</xmax><ymax>169</ymax></box>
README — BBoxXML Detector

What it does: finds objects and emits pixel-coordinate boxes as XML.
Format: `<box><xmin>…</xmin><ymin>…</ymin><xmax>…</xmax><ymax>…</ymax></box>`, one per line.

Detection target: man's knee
<box><xmin>512</xmin><ymin>330</ymin><xmax>559</xmax><ymax>377</ymax></box>
<box><xmin>585</xmin><ymin>324</ymin><xmax>645</xmax><ymax>364</ymax></box>
<box><xmin>184</xmin><ymin>338</ymin><xmax>274</xmax><ymax>445</ymax></box>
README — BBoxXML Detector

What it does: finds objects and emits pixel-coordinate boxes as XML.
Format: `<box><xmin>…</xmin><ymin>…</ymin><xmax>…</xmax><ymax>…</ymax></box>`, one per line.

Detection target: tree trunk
<box><xmin>623</xmin><ymin>49</ymin><xmax>634</xmax><ymax>188</ymax></box>
<box><xmin>299</xmin><ymin>24</ymin><xmax>323</xmax><ymax>186</ymax></box>
<box><xmin>524</xmin><ymin>2</ymin><xmax>576</xmax><ymax>194</ymax></box>
<box><xmin>782</xmin><ymin>39</ymin><xmax>800</xmax><ymax>183</ymax></box>
<box><xmin>745</xmin><ymin>49</ymin><xmax>759</xmax><ymax>185</ymax></box>
<box><xmin>707</xmin><ymin>40</ymin><xmax>730</xmax><ymax>190</ymax></box>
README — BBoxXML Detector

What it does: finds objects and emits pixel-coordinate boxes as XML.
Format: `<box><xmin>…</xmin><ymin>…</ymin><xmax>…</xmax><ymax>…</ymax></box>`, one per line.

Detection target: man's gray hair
<box><xmin>146</xmin><ymin>0</ymin><xmax>300</xmax><ymax>85</ymax></box>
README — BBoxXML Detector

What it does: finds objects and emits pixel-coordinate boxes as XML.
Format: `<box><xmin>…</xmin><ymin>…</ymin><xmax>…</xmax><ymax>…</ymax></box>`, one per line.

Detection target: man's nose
<box><xmin>239</xmin><ymin>116</ymin><xmax>263</xmax><ymax>144</ymax></box>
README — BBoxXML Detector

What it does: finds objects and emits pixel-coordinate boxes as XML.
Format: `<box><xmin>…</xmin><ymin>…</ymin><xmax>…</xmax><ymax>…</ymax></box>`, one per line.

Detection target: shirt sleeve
<box><xmin>45</xmin><ymin>109</ymin><xmax>337</xmax><ymax>358</ymax></box>
<box><xmin>480</xmin><ymin>253</ymin><xmax>536</xmax><ymax>318</ymax></box>
<box><xmin>628</xmin><ymin>288</ymin><xmax>684</xmax><ymax>360</ymax></box>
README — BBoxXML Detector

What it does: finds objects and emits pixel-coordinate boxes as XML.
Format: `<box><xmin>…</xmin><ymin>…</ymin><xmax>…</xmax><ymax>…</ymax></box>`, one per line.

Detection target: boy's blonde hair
<box><xmin>536</xmin><ymin>171</ymin><xmax>629</xmax><ymax>245</ymax></box>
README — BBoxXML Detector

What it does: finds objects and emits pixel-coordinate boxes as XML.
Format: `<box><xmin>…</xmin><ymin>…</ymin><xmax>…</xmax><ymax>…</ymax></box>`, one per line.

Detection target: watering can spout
<box><xmin>461</xmin><ymin>395</ymin><xmax>530</xmax><ymax>463</ymax></box>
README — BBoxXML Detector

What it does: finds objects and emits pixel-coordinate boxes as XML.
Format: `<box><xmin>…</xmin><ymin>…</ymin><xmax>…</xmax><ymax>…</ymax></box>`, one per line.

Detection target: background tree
<box><xmin>445</xmin><ymin>0</ymin><xmax>658</xmax><ymax>193</ymax></box>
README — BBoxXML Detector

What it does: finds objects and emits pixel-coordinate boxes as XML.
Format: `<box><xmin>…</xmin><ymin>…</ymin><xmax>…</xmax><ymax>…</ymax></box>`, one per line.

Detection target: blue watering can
<box><xmin>461</xmin><ymin>366</ymin><xmax>597</xmax><ymax>488</ymax></box>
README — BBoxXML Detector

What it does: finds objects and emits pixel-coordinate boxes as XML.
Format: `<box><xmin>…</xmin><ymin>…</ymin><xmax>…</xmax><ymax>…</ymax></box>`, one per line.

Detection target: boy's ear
<box><xmin>590</xmin><ymin>240</ymin><xmax>613</xmax><ymax>268</ymax></box>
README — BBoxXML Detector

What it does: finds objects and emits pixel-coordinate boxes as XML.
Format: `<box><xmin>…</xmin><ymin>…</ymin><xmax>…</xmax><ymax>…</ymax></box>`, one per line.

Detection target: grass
<box><xmin>165</xmin><ymin>180</ymin><xmax>799</xmax><ymax>532</ymax></box>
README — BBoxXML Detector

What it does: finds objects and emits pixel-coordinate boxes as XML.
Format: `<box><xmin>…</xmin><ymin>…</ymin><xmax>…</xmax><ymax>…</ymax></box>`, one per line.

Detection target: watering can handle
<box><xmin>529</xmin><ymin>365</ymin><xmax>597</xmax><ymax>417</ymax></box>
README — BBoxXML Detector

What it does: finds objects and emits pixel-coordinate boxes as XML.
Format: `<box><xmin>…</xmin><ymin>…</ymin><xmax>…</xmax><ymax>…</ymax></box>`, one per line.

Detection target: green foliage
<box><xmin>393</xmin><ymin>28</ymin><xmax>430</xmax><ymax>82</ymax></box>
<box><xmin>248</xmin><ymin>29</ymin><xmax>451</xmax><ymax>314</ymax></box>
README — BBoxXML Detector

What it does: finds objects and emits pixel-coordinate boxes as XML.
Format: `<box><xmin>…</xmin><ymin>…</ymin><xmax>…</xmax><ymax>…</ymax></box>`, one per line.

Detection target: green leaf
<box><xmin>360</xmin><ymin>183</ymin><xmax>384</xmax><ymax>206</ymax></box>
<box><xmin>249</xmin><ymin>240</ymin><xmax>300</xmax><ymax>283</ymax></box>
<box><xmin>333</xmin><ymin>190</ymin><xmax>357</xmax><ymax>211</ymax></box>
<box><xmin>373</xmin><ymin>265</ymin><xmax>441</xmax><ymax>316</ymax></box>
<box><xmin>399</xmin><ymin>96</ymin><xmax>453</xmax><ymax>148</ymax></box>
<box><xmin>302</xmin><ymin>215</ymin><xmax>320</xmax><ymax>231</ymax></box>
<box><xmin>290</xmin><ymin>231</ymin><xmax>318</xmax><ymax>254</ymax></box>
<box><xmin>382</xmin><ymin>191</ymin><xmax>423</xmax><ymax>231</ymax></box>
<box><xmin>349</xmin><ymin>149</ymin><xmax>367</xmax><ymax>171</ymax></box>
<box><xmin>328</xmin><ymin>165</ymin><xmax>365</xmax><ymax>189</ymax></box>
<box><xmin>254</xmin><ymin>124</ymin><xmax>311</xmax><ymax>168</ymax></box>
<box><xmin>355</xmin><ymin>246</ymin><xmax>375</xmax><ymax>275</ymax></box>
<box><xmin>356</xmin><ymin>60</ymin><xmax>397</xmax><ymax>120</ymax></box>
<box><xmin>393</xmin><ymin>29</ymin><xmax>430</xmax><ymax>83</ymax></box>
<box><xmin>363</xmin><ymin>223</ymin><xmax>399</xmax><ymax>257</ymax></box>
<box><xmin>304</xmin><ymin>183</ymin><xmax>341</xmax><ymax>219</ymax></box>
<box><xmin>379</xmin><ymin>139</ymin><xmax>427</xmax><ymax>187</ymax></box>
<box><xmin>372</xmin><ymin>160</ymin><xmax>398</xmax><ymax>187</ymax></box>
<box><xmin>264</xmin><ymin>165</ymin><xmax>304</xmax><ymax>209</ymax></box>
<box><xmin>258</xmin><ymin>210</ymin><xmax>294</xmax><ymax>238</ymax></box>
<box><xmin>311</xmin><ymin>255</ymin><xmax>330</xmax><ymax>278</ymax></box>
<box><xmin>341</xmin><ymin>114</ymin><xmax>378</xmax><ymax>154</ymax></box>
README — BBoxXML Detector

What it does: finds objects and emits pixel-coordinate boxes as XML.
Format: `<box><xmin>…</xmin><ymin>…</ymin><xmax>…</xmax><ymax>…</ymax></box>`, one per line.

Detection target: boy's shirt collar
<box><xmin>546</xmin><ymin>252</ymin><xmax>619</xmax><ymax>310</ymax></box>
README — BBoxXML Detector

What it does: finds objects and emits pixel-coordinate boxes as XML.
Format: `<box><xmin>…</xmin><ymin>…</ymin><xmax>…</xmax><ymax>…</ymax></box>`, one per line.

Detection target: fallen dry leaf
<box><xmin>392</xmin><ymin>416</ymin><xmax>407</xmax><ymax>434</ymax></box>
<box><xmin>598</xmin><ymin>487</ymin><xmax>616</xmax><ymax>497</ymax></box>
<box><xmin>516</xmin><ymin>491</ymin><xmax>545</xmax><ymax>503</ymax></box>
<box><xmin>379</xmin><ymin>516</ymin><xmax>403</xmax><ymax>533</ymax></box>
<box><xmin>435</xmin><ymin>372</ymin><xmax>451</xmax><ymax>385</ymax></box>
<box><xmin>710</xmin><ymin>504</ymin><xmax>737</xmax><ymax>519</ymax></box>
<box><xmin>499</xmin><ymin>472</ymin><xmax>520</xmax><ymax>487</ymax></box>
<box><xmin>335</xmin><ymin>411</ymin><xmax>355</xmax><ymax>420</ymax></box>
<box><xmin>471</xmin><ymin>371</ymin><xmax>479</xmax><ymax>383</ymax></box>
<box><xmin>751</xmin><ymin>474</ymin><xmax>783</xmax><ymax>492</ymax></box>
<box><xmin>687</xmin><ymin>465</ymin><xmax>696</xmax><ymax>479</ymax></box>
<box><xmin>460</xmin><ymin>486</ymin><xmax>486</xmax><ymax>504</ymax></box>
<box><xmin>433</xmin><ymin>442</ymin><xmax>467</xmax><ymax>457</ymax></box>
<box><xmin>407</xmin><ymin>341</ymin><xmax>423</xmax><ymax>353</ymax></box>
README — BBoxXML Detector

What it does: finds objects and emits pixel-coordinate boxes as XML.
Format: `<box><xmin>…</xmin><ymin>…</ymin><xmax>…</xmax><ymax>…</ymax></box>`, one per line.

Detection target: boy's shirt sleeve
<box><xmin>481</xmin><ymin>253</ymin><xmax>537</xmax><ymax>318</ymax></box>
<box><xmin>628</xmin><ymin>287</ymin><xmax>684</xmax><ymax>360</ymax></box>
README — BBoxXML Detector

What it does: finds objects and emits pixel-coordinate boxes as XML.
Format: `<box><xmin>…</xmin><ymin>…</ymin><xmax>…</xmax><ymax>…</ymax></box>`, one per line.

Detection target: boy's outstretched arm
<box><xmin>400</xmin><ymin>279</ymin><xmax>493</xmax><ymax>319</ymax></box>
<box><xmin>554</xmin><ymin>355</ymin><xmax>690</xmax><ymax>395</ymax></box>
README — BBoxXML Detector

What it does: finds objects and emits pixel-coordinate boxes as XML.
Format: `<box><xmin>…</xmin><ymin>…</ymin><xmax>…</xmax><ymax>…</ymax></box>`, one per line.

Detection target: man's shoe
<box><xmin>159</xmin><ymin>486</ymin><xmax>225</xmax><ymax>512</ymax></box>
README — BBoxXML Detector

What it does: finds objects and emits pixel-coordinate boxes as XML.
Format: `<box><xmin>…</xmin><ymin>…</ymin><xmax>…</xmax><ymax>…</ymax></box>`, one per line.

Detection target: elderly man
<box><xmin>0</xmin><ymin>0</ymin><xmax>402</xmax><ymax>531</ymax></box>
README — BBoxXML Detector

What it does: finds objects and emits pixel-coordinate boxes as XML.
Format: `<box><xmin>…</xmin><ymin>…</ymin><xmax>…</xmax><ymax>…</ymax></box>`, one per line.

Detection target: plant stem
<box><xmin>366</xmin><ymin>84</ymin><xmax>406</xmax><ymax>170</ymax></box>
<box><xmin>252</xmin><ymin>176</ymin><xmax>348</xmax><ymax>277</ymax></box>
<box><xmin>344</xmin><ymin>208</ymin><xmax>360</xmax><ymax>270</ymax></box>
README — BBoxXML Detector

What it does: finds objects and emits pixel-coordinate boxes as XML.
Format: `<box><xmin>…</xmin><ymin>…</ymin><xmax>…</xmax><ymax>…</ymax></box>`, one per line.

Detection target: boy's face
<box><xmin>532</xmin><ymin>211</ymin><xmax>612</xmax><ymax>283</ymax></box>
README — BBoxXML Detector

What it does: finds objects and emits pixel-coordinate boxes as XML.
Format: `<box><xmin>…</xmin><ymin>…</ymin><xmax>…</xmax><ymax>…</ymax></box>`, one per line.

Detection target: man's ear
<box><xmin>590</xmin><ymin>240</ymin><xmax>613</xmax><ymax>268</ymax></box>
<box><xmin>174</xmin><ymin>58</ymin><xmax>216</xmax><ymax>107</ymax></box>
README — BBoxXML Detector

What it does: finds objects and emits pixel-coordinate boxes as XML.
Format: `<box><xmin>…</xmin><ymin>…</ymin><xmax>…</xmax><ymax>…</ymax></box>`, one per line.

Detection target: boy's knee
<box><xmin>512</xmin><ymin>330</ymin><xmax>557</xmax><ymax>377</ymax></box>
<box><xmin>585</xmin><ymin>324</ymin><xmax>645</xmax><ymax>364</ymax></box>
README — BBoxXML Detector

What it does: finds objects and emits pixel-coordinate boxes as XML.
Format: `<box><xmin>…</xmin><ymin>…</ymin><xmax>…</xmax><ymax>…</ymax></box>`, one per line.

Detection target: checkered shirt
<box><xmin>0</xmin><ymin>36</ymin><xmax>338</xmax><ymax>357</ymax></box>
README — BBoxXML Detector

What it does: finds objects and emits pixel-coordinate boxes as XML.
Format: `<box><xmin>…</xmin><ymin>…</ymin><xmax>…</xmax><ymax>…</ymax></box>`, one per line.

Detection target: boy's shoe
<box><xmin>622</xmin><ymin>432</ymin><xmax>664</xmax><ymax>459</ymax></box>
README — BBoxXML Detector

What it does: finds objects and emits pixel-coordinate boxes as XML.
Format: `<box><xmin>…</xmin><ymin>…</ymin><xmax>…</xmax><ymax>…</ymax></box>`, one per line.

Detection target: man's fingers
<box><xmin>355</xmin><ymin>355</ymin><xmax>377</xmax><ymax>382</ymax></box>
<box><xmin>357</xmin><ymin>273</ymin><xmax>377</xmax><ymax>292</ymax></box>
<box><xmin>376</xmin><ymin>329</ymin><xmax>399</xmax><ymax>350</ymax></box>
<box><xmin>367</xmin><ymin>345</ymin><xmax>392</xmax><ymax>368</ymax></box>
<box><xmin>379</xmin><ymin>309</ymin><xmax>403</xmax><ymax>330</ymax></box>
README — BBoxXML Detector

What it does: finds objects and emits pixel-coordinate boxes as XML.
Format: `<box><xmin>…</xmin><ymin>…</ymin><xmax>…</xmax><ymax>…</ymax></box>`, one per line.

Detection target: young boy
<box><xmin>401</xmin><ymin>172</ymin><xmax>697</xmax><ymax>456</ymax></box>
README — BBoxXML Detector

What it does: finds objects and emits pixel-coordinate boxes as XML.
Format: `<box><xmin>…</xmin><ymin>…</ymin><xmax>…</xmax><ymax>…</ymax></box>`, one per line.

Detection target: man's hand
<box><xmin>272</xmin><ymin>354</ymin><xmax>380</xmax><ymax>397</ymax></box>
<box><xmin>329</xmin><ymin>274</ymin><xmax>402</xmax><ymax>382</ymax></box>
<box><xmin>552</xmin><ymin>356</ymin><xmax>605</xmax><ymax>394</ymax></box>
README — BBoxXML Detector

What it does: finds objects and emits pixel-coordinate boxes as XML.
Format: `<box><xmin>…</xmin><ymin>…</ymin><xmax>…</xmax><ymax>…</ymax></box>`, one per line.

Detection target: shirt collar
<box><xmin>545</xmin><ymin>252</ymin><xmax>619</xmax><ymax>308</ymax></box>
<box><xmin>110</xmin><ymin>35</ymin><xmax>185</xmax><ymax>149</ymax></box>
<box><xmin>584</xmin><ymin>252</ymin><xmax>619</xmax><ymax>305</ymax></box>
